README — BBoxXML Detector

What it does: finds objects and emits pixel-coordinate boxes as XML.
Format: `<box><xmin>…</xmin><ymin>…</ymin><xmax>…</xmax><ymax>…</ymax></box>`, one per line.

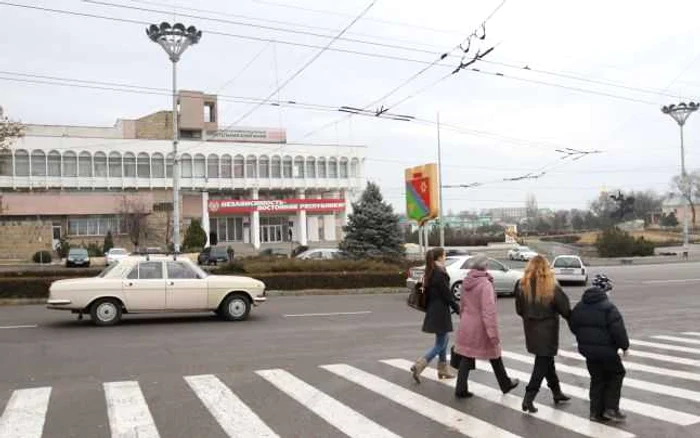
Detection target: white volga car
<box><xmin>406</xmin><ymin>255</ymin><xmax>524</xmax><ymax>299</ymax></box>
<box><xmin>46</xmin><ymin>256</ymin><xmax>267</xmax><ymax>326</ymax></box>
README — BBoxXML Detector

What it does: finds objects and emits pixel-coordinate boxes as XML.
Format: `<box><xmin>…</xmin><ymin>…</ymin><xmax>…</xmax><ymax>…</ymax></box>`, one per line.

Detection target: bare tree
<box><xmin>120</xmin><ymin>196</ymin><xmax>151</xmax><ymax>250</ymax></box>
<box><xmin>0</xmin><ymin>106</ymin><xmax>25</xmax><ymax>150</ymax></box>
<box><xmin>669</xmin><ymin>171</ymin><xmax>699</xmax><ymax>228</ymax></box>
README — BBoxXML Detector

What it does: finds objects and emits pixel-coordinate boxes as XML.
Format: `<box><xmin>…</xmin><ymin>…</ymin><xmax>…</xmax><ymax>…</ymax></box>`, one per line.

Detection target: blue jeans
<box><xmin>424</xmin><ymin>333</ymin><xmax>449</xmax><ymax>363</ymax></box>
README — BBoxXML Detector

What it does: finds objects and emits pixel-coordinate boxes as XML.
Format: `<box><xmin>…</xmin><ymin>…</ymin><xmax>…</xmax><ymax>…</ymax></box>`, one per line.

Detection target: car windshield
<box><xmin>444</xmin><ymin>257</ymin><xmax>461</xmax><ymax>267</ymax></box>
<box><xmin>188</xmin><ymin>261</ymin><xmax>210</xmax><ymax>278</ymax></box>
<box><xmin>97</xmin><ymin>262</ymin><xmax>120</xmax><ymax>277</ymax></box>
<box><xmin>554</xmin><ymin>257</ymin><xmax>582</xmax><ymax>268</ymax></box>
<box><xmin>69</xmin><ymin>249</ymin><xmax>88</xmax><ymax>256</ymax></box>
<box><xmin>211</xmin><ymin>247</ymin><xmax>228</xmax><ymax>256</ymax></box>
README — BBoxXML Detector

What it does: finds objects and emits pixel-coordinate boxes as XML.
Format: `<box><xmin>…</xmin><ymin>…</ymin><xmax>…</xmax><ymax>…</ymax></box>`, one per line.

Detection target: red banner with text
<box><xmin>208</xmin><ymin>198</ymin><xmax>346</xmax><ymax>215</ymax></box>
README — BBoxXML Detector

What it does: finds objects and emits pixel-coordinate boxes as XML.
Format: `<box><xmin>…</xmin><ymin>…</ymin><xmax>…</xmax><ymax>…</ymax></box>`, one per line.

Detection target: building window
<box><xmin>209</xmin><ymin>217</ymin><xmax>244</xmax><ymax>242</ymax></box>
<box><xmin>221</xmin><ymin>154</ymin><xmax>232</xmax><ymax>178</ymax></box>
<box><xmin>194</xmin><ymin>154</ymin><xmax>206</xmax><ymax>178</ymax></box>
<box><xmin>137</xmin><ymin>153</ymin><xmax>150</xmax><ymax>178</ymax></box>
<box><xmin>123</xmin><ymin>153</ymin><xmax>136</xmax><ymax>177</ymax></box>
<box><xmin>306</xmin><ymin>157</ymin><xmax>316</xmax><ymax>178</ymax></box>
<box><xmin>271</xmin><ymin>156</ymin><xmax>281</xmax><ymax>178</ymax></box>
<box><xmin>180</xmin><ymin>153</ymin><xmax>192</xmax><ymax>178</ymax></box>
<box><xmin>63</xmin><ymin>151</ymin><xmax>77</xmax><ymax>177</ymax></box>
<box><xmin>283</xmin><ymin>156</ymin><xmax>292</xmax><ymax>178</ymax></box>
<box><xmin>14</xmin><ymin>150</ymin><xmax>29</xmax><ymax>177</ymax></box>
<box><xmin>259</xmin><ymin>155</ymin><xmax>270</xmax><ymax>178</ymax></box>
<box><xmin>47</xmin><ymin>151</ymin><xmax>61</xmax><ymax>177</ymax></box>
<box><xmin>94</xmin><ymin>152</ymin><xmax>107</xmax><ymax>177</ymax></box>
<box><xmin>152</xmin><ymin>153</ymin><xmax>165</xmax><ymax>178</ymax></box>
<box><xmin>180</xmin><ymin>129</ymin><xmax>202</xmax><ymax>139</ymax></box>
<box><xmin>67</xmin><ymin>216</ymin><xmax>124</xmax><ymax>236</ymax></box>
<box><xmin>233</xmin><ymin>155</ymin><xmax>244</xmax><ymax>178</ymax></box>
<box><xmin>317</xmin><ymin>157</ymin><xmax>326</xmax><ymax>178</ymax></box>
<box><xmin>328</xmin><ymin>158</ymin><xmax>338</xmax><ymax>178</ymax></box>
<box><xmin>0</xmin><ymin>151</ymin><xmax>11</xmax><ymax>176</ymax></box>
<box><xmin>108</xmin><ymin>152</ymin><xmax>122</xmax><ymax>178</ymax></box>
<box><xmin>293</xmin><ymin>156</ymin><xmax>305</xmax><ymax>179</ymax></box>
<box><xmin>79</xmin><ymin>152</ymin><xmax>92</xmax><ymax>177</ymax></box>
<box><xmin>339</xmin><ymin>158</ymin><xmax>348</xmax><ymax>178</ymax></box>
<box><xmin>31</xmin><ymin>150</ymin><xmax>46</xmax><ymax>177</ymax></box>
<box><xmin>246</xmin><ymin>155</ymin><xmax>257</xmax><ymax>178</ymax></box>
<box><xmin>350</xmin><ymin>158</ymin><xmax>359</xmax><ymax>177</ymax></box>
<box><xmin>166</xmin><ymin>153</ymin><xmax>174</xmax><ymax>178</ymax></box>
<box><xmin>207</xmin><ymin>154</ymin><xmax>219</xmax><ymax>178</ymax></box>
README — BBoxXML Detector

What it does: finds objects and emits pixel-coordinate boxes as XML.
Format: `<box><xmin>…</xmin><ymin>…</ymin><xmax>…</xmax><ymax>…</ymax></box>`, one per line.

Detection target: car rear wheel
<box><xmin>451</xmin><ymin>282</ymin><xmax>463</xmax><ymax>301</ymax></box>
<box><xmin>90</xmin><ymin>298</ymin><xmax>122</xmax><ymax>326</ymax></box>
<box><xmin>219</xmin><ymin>294</ymin><xmax>251</xmax><ymax>321</ymax></box>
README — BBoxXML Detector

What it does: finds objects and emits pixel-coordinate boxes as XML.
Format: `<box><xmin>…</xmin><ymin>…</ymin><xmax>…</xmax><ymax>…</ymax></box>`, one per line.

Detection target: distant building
<box><xmin>662</xmin><ymin>196</ymin><xmax>696</xmax><ymax>226</ymax></box>
<box><xmin>0</xmin><ymin>90</ymin><xmax>366</xmax><ymax>259</ymax></box>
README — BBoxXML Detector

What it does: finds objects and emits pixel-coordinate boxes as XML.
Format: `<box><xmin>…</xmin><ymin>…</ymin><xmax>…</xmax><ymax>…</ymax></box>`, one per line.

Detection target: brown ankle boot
<box><xmin>437</xmin><ymin>361</ymin><xmax>455</xmax><ymax>379</ymax></box>
<box><xmin>410</xmin><ymin>357</ymin><xmax>428</xmax><ymax>383</ymax></box>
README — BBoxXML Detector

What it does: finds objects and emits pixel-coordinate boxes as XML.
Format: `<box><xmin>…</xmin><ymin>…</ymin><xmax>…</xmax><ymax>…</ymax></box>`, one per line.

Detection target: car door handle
<box><xmin>127</xmin><ymin>282</ymin><xmax>133</xmax><ymax>287</ymax></box>
<box><xmin>168</xmin><ymin>281</ymin><xmax>174</xmax><ymax>286</ymax></box>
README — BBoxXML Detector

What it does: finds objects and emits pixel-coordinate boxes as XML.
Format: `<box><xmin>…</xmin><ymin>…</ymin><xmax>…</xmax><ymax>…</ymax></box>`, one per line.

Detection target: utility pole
<box><xmin>437</xmin><ymin>112</ymin><xmax>445</xmax><ymax>248</ymax></box>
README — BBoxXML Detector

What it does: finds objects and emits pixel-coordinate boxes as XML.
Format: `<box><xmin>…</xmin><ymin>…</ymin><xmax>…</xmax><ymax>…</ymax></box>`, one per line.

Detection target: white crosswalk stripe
<box><xmin>103</xmin><ymin>381</ymin><xmax>159</xmax><ymax>438</ymax></box>
<box><xmin>0</xmin><ymin>387</ymin><xmax>51</xmax><ymax>438</ymax></box>
<box><xmin>621</xmin><ymin>349</ymin><xmax>700</xmax><ymax>367</ymax></box>
<box><xmin>465</xmin><ymin>356</ymin><xmax>700</xmax><ymax>426</ymax></box>
<box><xmin>558</xmin><ymin>350</ymin><xmax>700</xmax><ymax>382</ymax></box>
<box><xmin>502</xmin><ymin>350</ymin><xmax>700</xmax><ymax>403</ymax></box>
<box><xmin>680</xmin><ymin>332</ymin><xmax>700</xmax><ymax>337</ymax></box>
<box><xmin>382</xmin><ymin>359</ymin><xmax>635</xmax><ymax>438</ymax></box>
<box><xmin>630</xmin><ymin>339</ymin><xmax>700</xmax><ymax>355</ymax></box>
<box><xmin>652</xmin><ymin>335</ymin><xmax>700</xmax><ymax>346</ymax></box>
<box><xmin>322</xmin><ymin>363</ymin><xmax>523</xmax><ymax>438</ymax></box>
<box><xmin>184</xmin><ymin>374</ymin><xmax>279</xmax><ymax>438</ymax></box>
<box><xmin>257</xmin><ymin>369</ymin><xmax>401</xmax><ymax>438</ymax></box>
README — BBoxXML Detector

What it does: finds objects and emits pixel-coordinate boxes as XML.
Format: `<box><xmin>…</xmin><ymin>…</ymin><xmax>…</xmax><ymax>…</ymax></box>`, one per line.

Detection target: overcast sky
<box><xmin>2</xmin><ymin>0</ymin><xmax>700</xmax><ymax>214</ymax></box>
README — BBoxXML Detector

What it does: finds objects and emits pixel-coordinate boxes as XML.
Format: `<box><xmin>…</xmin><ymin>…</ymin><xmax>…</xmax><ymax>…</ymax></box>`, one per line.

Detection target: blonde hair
<box><xmin>521</xmin><ymin>255</ymin><xmax>556</xmax><ymax>304</ymax></box>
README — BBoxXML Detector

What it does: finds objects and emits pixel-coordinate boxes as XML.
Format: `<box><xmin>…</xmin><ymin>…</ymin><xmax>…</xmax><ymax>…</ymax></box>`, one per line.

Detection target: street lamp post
<box><xmin>146</xmin><ymin>22</ymin><xmax>202</xmax><ymax>254</ymax></box>
<box><xmin>661</xmin><ymin>102</ymin><xmax>699</xmax><ymax>253</ymax></box>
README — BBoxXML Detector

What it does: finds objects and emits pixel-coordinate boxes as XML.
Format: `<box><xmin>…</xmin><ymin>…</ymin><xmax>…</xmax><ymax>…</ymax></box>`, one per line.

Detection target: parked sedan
<box><xmin>551</xmin><ymin>255</ymin><xmax>588</xmax><ymax>285</ymax></box>
<box><xmin>507</xmin><ymin>246</ymin><xmax>538</xmax><ymax>261</ymax></box>
<box><xmin>198</xmin><ymin>246</ymin><xmax>231</xmax><ymax>265</ymax></box>
<box><xmin>66</xmin><ymin>248</ymin><xmax>90</xmax><ymax>268</ymax></box>
<box><xmin>105</xmin><ymin>248</ymin><xmax>128</xmax><ymax>265</ymax></box>
<box><xmin>46</xmin><ymin>256</ymin><xmax>267</xmax><ymax>326</ymax></box>
<box><xmin>296</xmin><ymin>248</ymin><xmax>347</xmax><ymax>260</ymax></box>
<box><xmin>407</xmin><ymin>255</ymin><xmax>523</xmax><ymax>299</ymax></box>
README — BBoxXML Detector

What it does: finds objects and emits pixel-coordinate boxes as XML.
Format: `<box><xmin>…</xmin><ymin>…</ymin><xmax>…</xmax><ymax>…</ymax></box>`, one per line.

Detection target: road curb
<box><xmin>0</xmin><ymin>288</ymin><xmax>407</xmax><ymax>305</ymax></box>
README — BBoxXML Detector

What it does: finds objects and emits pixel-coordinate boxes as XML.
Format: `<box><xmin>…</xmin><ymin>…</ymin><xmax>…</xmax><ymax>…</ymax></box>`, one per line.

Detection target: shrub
<box><xmin>215</xmin><ymin>258</ymin><xmax>409</xmax><ymax>275</ymax></box>
<box><xmin>56</xmin><ymin>238</ymin><xmax>70</xmax><ymax>259</ymax></box>
<box><xmin>0</xmin><ymin>277</ymin><xmax>57</xmax><ymax>299</ymax></box>
<box><xmin>32</xmin><ymin>251</ymin><xmax>52</xmax><ymax>264</ymax></box>
<box><xmin>103</xmin><ymin>231</ymin><xmax>114</xmax><ymax>254</ymax></box>
<box><xmin>540</xmin><ymin>235</ymin><xmax>581</xmax><ymax>245</ymax></box>
<box><xmin>183</xmin><ymin>219</ymin><xmax>207</xmax><ymax>252</ymax></box>
<box><xmin>291</xmin><ymin>245</ymin><xmax>309</xmax><ymax>257</ymax></box>
<box><xmin>0</xmin><ymin>268</ymin><xmax>102</xmax><ymax>279</ymax></box>
<box><xmin>86</xmin><ymin>242</ymin><xmax>103</xmax><ymax>257</ymax></box>
<box><xmin>251</xmin><ymin>272</ymin><xmax>405</xmax><ymax>290</ymax></box>
<box><xmin>595</xmin><ymin>227</ymin><xmax>655</xmax><ymax>257</ymax></box>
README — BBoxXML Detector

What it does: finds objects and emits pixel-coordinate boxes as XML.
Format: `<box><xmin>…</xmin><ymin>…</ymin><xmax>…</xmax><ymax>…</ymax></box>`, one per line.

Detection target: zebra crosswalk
<box><xmin>3</xmin><ymin>332</ymin><xmax>700</xmax><ymax>438</ymax></box>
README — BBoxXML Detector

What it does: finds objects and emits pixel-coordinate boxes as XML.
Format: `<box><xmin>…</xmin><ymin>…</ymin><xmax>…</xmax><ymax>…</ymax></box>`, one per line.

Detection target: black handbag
<box><xmin>450</xmin><ymin>346</ymin><xmax>475</xmax><ymax>370</ymax></box>
<box><xmin>407</xmin><ymin>282</ymin><xmax>427</xmax><ymax>312</ymax></box>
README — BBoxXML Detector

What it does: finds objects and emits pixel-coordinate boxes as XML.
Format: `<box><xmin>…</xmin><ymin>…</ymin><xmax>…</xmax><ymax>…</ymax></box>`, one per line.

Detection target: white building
<box><xmin>0</xmin><ymin>91</ymin><xmax>366</xmax><ymax>259</ymax></box>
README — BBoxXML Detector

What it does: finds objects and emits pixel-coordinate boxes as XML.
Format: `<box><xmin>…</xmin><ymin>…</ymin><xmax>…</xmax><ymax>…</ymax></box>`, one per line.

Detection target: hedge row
<box><xmin>217</xmin><ymin>258</ymin><xmax>415</xmax><ymax>274</ymax></box>
<box><xmin>0</xmin><ymin>268</ymin><xmax>103</xmax><ymax>279</ymax></box>
<box><xmin>0</xmin><ymin>272</ymin><xmax>407</xmax><ymax>299</ymax></box>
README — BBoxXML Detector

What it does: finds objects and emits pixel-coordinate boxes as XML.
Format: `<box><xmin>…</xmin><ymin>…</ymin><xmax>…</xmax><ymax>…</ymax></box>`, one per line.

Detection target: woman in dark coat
<box><xmin>515</xmin><ymin>254</ymin><xmax>572</xmax><ymax>413</ymax></box>
<box><xmin>411</xmin><ymin>247</ymin><xmax>460</xmax><ymax>383</ymax></box>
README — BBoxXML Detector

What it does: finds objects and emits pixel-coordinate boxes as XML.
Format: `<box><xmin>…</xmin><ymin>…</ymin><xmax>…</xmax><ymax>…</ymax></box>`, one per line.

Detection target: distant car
<box><xmin>507</xmin><ymin>246</ymin><xmax>538</xmax><ymax>261</ymax></box>
<box><xmin>66</xmin><ymin>248</ymin><xmax>90</xmax><ymax>268</ymax></box>
<box><xmin>197</xmin><ymin>246</ymin><xmax>230</xmax><ymax>265</ymax></box>
<box><xmin>296</xmin><ymin>248</ymin><xmax>347</xmax><ymax>260</ymax></box>
<box><xmin>105</xmin><ymin>248</ymin><xmax>128</xmax><ymax>265</ymax></box>
<box><xmin>406</xmin><ymin>255</ymin><xmax>523</xmax><ymax>299</ymax></box>
<box><xmin>258</xmin><ymin>248</ymin><xmax>289</xmax><ymax>258</ymax></box>
<box><xmin>46</xmin><ymin>256</ymin><xmax>267</xmax><ymax>326</ymax></box>
<box><xmin>551</xmin><ymin>255</ymin><xmax>588</xmax><ymax>285</ymax></box>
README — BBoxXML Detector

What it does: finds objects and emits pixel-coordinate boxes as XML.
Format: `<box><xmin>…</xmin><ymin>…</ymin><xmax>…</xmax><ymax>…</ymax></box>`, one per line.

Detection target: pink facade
<box><xmin>1</xmin><ymin>192</ymin><xmax>154</xmax><ymax>215</ymax></box>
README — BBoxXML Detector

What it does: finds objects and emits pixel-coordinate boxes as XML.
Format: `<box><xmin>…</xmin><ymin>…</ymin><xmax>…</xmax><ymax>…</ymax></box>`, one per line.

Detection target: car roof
<box><xmin>553</xmin><ymin>255</ymin><xmax>581</xmax><ymax>259</ymax></box>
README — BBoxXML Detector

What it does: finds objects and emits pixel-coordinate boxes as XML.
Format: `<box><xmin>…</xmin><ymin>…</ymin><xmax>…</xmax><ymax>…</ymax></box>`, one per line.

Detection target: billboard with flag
<box><xmin>405</xmin><ymin>163</ymin><xmax>440</xmax><ymax>225</ymax></box>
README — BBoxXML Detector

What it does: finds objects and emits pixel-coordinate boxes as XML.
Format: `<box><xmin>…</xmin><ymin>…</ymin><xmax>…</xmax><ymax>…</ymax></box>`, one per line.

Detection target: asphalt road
<box><xmin>2</xmin><ymin>263</ymin><xmax>700</xmax><ymax>437</ymax></box>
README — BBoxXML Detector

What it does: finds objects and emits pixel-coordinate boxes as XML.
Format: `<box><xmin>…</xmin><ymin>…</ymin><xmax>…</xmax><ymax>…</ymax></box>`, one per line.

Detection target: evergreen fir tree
<box><xmin>183</xmin><ymin>219</ymin><xmax>207</xmax><ymax>251</ymax></box>
<box><xmin>339</xmin><ymin>182</ymin><xmax>405</xmax><ymax>258</ymax></box>
<box><xmin>103</xmin><ymin>231</ymin><xmax>114</xmax><ymax>253</ymax></box>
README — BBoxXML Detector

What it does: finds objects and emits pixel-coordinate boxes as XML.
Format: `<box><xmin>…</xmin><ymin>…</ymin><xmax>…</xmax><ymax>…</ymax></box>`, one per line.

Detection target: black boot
<box><xmin>522</xmin><ymin>390</ymin><xmax>538</xmax><ymax>413</ymax></box>
<box><xmin>455</xmin><ymin>358</ymin><xmax>474</xmax><ymax>399</ymax></box>
<box><xmin>550</xmin><ymin>383</ymin><xmax>571</xmax><ymax>404</ymax></box>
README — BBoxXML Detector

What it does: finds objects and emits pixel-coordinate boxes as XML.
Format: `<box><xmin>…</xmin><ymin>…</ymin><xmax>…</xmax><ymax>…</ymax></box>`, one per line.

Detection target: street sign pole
<box><xmin>437</xmin><ymin>112</ymin><xmax>445</xmax><ymax>248</ymax></box>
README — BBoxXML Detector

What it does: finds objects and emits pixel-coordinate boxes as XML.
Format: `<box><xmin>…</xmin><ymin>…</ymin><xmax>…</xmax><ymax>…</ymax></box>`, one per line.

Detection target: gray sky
<box><xmin>2</xmin><ymin>0</ymin><xmax>700</xmax><ymax>214</ymax></box>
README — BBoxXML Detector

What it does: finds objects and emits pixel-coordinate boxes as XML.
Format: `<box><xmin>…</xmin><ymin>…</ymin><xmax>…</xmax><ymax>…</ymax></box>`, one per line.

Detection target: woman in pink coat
<box><xmin>453</xmin><ymin>253</ymin><xmax>519</xmax><ymax>398</ymax></box>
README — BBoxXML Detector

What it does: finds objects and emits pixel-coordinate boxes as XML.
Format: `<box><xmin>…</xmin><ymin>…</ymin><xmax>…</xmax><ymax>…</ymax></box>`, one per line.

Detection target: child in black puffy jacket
<box><xmin>570</xmin><ymin>274</ymin><xmax>629</xmax><ymax>423</ymax></box>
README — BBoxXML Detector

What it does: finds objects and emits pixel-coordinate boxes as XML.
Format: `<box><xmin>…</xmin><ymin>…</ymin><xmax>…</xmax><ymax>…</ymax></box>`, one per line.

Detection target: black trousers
<box><xmin>586</xmin><ymin>356</ymin><xmax>626</xmax><ymax>416</ymax></box>
<box><xmin>525</xmin><ymin>355</ymin><xmax>561</xmax><ymax>394</ymax></box>
<box><xmin>455</xmin><ymin>356</ymin><xmax>511</xmax><ymax>394</ymax></box>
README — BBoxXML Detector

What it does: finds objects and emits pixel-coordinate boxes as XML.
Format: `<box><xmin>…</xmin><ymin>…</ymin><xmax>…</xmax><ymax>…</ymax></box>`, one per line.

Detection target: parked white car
<box><xmin>406</xmin><ymin>255</ymin><xmax>523</xmax><ymax>299</ymax></box>
<box><xmin>507</xmin><ymin>246</ymin><xmax>539</xmax><ymax>261</ymax></box>
<box><xmin>296</xmin><ymin>248</ymin><xmax>346</xmax><ymax>260</ymax></box>
<box><xmin>105</xmin><ymin>248</ymin><xmax>129</xmax><ymax>265</ymax></box>
<box><xmin>46</xmin><ymin>256</ymin><xmax>266</xmax><ymax>326</ymax></box>
<box><xmin>551</xmin><ymin>255</ymin><xmax>588</xmax><ymax>285</ymax></box>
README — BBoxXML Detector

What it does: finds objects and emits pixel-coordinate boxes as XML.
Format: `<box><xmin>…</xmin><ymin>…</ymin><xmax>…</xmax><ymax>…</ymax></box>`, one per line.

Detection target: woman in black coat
<box><xmin>515</xmin><ymin>255</ymin><xmax>572</xmax><ymax>413</ymax></box>
<box><xmin>411</xmin><ymin>247</ymin><xmax>460</xmax><ymax>383</ymax></box>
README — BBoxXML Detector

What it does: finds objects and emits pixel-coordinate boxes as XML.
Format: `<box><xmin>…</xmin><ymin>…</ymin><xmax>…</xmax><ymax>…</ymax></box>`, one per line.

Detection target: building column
<box><xmin>202</xmin><ymin>191</ymin><xmax>210</xmax><ymax>247</ymax></box>
<box><xmin>250</xmin><ymin>188</ymin><xmax>260</xmax><ymax>249</ymax></box>
<box><xmin>296</xmin><ymin>189</ymin><xmax>308</xmax><ymax>246</ymax></box>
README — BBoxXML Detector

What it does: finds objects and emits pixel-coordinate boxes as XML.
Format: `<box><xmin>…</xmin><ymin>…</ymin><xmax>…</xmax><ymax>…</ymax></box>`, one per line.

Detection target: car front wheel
<box><xmin>90</xmin><ymin>298</ymin><xmax>122</xmax><ymax>326</ymax></box>
<box><xmin>219</xmin><ymin>294</ymin><xmax>251</xmax><ymax>321</ymax></box>
<box><xmin>451</xmin><ymin>282</ymin><xmax>463</xmax><ymax>301</ymax></box>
